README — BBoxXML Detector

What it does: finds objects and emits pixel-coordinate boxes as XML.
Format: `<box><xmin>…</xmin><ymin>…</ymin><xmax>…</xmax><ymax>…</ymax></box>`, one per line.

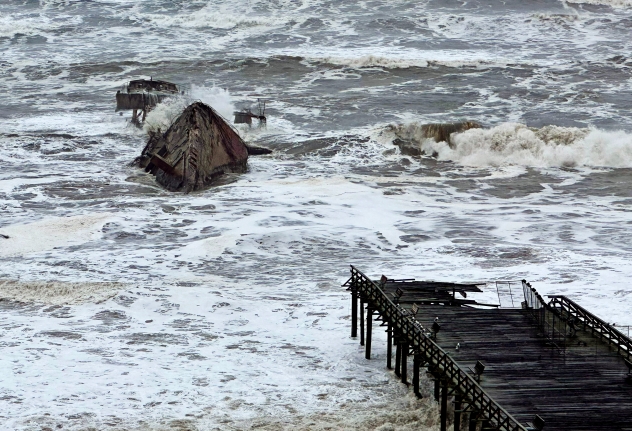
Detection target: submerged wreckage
<box><xmin>114</xmin><ymin>78</ymin><xmax>272</xmax><ymax>191</ymax></box>
<box><xmin>136</xmin><ymin>102</ymin><xmax>248</xmax><ymax>192</ymax></box>
<box><xmin>116</xmin><ymin>78</ymin><xmax>181</xmax><ymax>125</ymax></box>
<box><xmin>135</xmin><ymin>101</ymin><xmax>270</xmax><ymax>192</ymax></box>
<box><xmin>391</xmin><ymin>121</ymin><xmax>482</xmax><ymax>156</ymax></box>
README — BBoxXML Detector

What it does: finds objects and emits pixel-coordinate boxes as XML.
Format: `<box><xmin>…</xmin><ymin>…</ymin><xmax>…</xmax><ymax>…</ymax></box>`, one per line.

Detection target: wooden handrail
<box><xmin>522</xmin><ymin>281</ymin><xmax>568</xmax><ymax>352</ymax></box>
<box><xmin>548</xmin><ymin>294</ymin><xmax>632</xmax><ymax>359</ymax></box>
<box><xmin>350</xmin><ymin>266</ymin><xmax>527</xmax><ymax>431</ymax></box>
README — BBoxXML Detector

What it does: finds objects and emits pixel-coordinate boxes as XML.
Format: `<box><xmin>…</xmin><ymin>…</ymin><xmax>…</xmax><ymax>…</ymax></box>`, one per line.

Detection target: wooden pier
<box><xmin>344</xmin><ymin>266</ymin><xmax>632</xmax><ymax>431</ymax></box>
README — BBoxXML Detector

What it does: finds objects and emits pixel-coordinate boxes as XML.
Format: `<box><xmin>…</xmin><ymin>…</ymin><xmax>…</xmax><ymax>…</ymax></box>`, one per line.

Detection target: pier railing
<box><xmin>549</xmin><ymin>295</ymin><xmax>632</xmax><ymax>359</ymax></box>
<box><xmin>522</xmin><ymin>281</ymin><xmax>568</xmax><ymax>352</ymax></box>
<box><xmin>350</xmin><ymin>266</ymin><xmax>526</xmax><ymax>431</ymax></box>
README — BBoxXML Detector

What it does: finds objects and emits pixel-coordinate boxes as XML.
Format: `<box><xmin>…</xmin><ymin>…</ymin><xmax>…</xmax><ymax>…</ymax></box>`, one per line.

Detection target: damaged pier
<box><xmin>344</xmin><ymin>266</ymin><xmax>632</xmax><ymax>431</ymax></box>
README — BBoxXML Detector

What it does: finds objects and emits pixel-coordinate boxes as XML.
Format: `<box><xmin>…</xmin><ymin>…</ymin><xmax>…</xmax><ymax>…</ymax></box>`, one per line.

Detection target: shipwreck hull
<box><xmin>136</xmin><ymin>102</ymin><xmax>249</xmax><ymax>192</ymax></box>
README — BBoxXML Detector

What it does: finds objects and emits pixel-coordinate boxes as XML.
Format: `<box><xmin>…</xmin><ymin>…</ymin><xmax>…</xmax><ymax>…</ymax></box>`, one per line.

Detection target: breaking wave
<box><xmin>144</xmin><ymin>85</ymin><xmax>235</xmax><ymax>134</ymax></box>
<box><xmin>0</xmin><ymin>13</ymin><xmax>81</xmax><ymax>38</ymax></box>
<box><xmin>391</xmin><ymin>122</ymin><xmax>632</xmax><ymax>168</ymax></box>
<box><xmin>312</xmin><ymin>55</ymin><xmax>499</xmax><ymax>70</ymax></box>
<box><xmin>564</xmin><ymin>0</ymin><xmax>632</xmax><ymax>7</ymax></box>
<box><xmin>136</xmin><ymin>3</ymin><xmax>285</xmax><ymax>30</ymax></box>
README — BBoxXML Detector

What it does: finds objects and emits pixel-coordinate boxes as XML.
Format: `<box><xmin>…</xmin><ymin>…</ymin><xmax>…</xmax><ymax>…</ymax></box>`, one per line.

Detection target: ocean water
<box><xmin>2</xmin><ymin>0</ymin><xmax>632</xmax><ymax>429</ymax></box>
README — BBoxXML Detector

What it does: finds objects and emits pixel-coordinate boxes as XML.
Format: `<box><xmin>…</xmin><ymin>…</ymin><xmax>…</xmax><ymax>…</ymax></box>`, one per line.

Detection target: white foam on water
<box><xmin>0</xmin><ymin>12</ymin><xmax>82</xmax><ymax>39</ymax></box>
<box><xmin>178</xmin><ymin>233</ymin><xmax>242</xmax><ymax>260</ymax></box>
<box><xmin>0</xmin><ymin>214</ymin><xmax>113</xmax><ymax>257</ymax></box>
<box><xmin>3</xmin><ymin>0</ymin><xmax>632</xmax><ymax>429</ymax></box>
<box><xmin>136</xmin><ymin>3</ymin><xmax>287</xmax><ymax>30</ymax></box>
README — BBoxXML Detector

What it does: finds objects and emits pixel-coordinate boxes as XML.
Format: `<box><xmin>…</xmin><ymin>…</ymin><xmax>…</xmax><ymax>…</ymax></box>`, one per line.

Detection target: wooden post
<box><xmin>454</xmin><ymin>394</ymin><xmax>462</xmax><ymax>431</ymax></box>
<box><xmin>360</xmin><ymin>300</ymin><xmax>365</xmax><ymax>346</ymax></box>
<box><xmin>351</xmin><ymin>289</ymin><xmax>358</xmax><ymax>338</ymax></box>
<box><xmin>387</xmin><ymin>323</ymin><xmax>393</xmax><ymax>369</ymax></box>
<box><xmin>401</xmin><ymin>342</ymin><xmax>408</xmax><ymax>384</ymax></box>
<box><xmin>132</xmin><ymin>109</ymin><xmax>138</xmax><ymax>123</ymax></box>
<box><xmin>413</xmin><ymin>354</ymin><xmax>421</xmax><ymax>397</ymax></box>
<box><xmin>468</xmin><ymin>411</ymin><xmax>478</xmax><ymax>431</ymax></box>
<box><xmin>395</xmin><ymin>342</ymin><xmax>401</xmax><ymax>377</ymax></box>
<box><xmin>365</xmin><ymin>306</ymin><xmax>373</xmax><ymax>360</ymax></box>
<box><xmin>441</xmin><ymin>379</ymin><xmax>448</xmax><ymax>431</ymax></box>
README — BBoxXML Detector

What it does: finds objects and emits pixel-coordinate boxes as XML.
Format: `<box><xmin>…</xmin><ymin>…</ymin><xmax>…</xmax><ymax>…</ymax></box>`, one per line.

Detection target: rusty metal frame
<box><xmin>350</xmin><ymin>265</ymin><xmax>526</xmax><ymax>431</ymax></box>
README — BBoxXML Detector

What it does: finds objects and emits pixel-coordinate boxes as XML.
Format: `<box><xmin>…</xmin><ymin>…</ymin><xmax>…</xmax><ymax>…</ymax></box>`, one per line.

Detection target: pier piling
<box><xmin>366</xmin><ymin>306</ymin><xmax>373</xmax><ymax>359</ymax></box>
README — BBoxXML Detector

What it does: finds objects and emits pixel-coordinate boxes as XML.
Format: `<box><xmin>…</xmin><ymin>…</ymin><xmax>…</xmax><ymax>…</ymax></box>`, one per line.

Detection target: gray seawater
<box><xmin>2</xmin><ymin>0</ymin><xmax>632</xmax><ymax>430</ymax></box>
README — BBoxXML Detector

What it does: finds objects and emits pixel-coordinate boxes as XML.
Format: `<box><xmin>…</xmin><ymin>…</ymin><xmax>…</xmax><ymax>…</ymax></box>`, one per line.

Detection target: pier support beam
<box><xmin>413</xmin><ymin>354</ymin><xmax>421</xmax><ymax>397</ymax></box>
<box><xmin>454</xmin><ymin>394</ymin><xmax>462</xmax><ymax>431</ymax></box>
<box><xmin>395</xmin><ymin>341</ymin><xmax>401</xmax><ymax>377</ymax></box>
<box><xmin>468</xmin><ymin>412</ymin><xmax>479</xmax><ymax>431</ymax></box>
<box><xmin>365</xmin><ymin>306</ymin><xmax>373</xmax><ymax>359</ymax></box>
<box><xmin>401</xmin><ymin>342</ymin><xmax>408</xmax><ymax>384</ymax></box>
<box><xmin>351</xmin><ymin>289</ymin><xmax>357</xmax><ymax>338</ymax></box>
<box><xmin>386</xmin><ymin>323</ymin><xmax>392</xmax><ymax>369</ymax></box>
<box><xmin>441</xmin><ymin>380</ymin><xmax>448</xmax><ymax>431</ymax></box>
<box><xmin>360</xmin><ymin>300</ymin><xmax>364</xmax><ymax>346</ymax></box>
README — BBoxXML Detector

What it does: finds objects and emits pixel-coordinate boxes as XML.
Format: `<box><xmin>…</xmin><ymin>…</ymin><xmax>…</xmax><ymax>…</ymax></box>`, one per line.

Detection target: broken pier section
<box><xmin>344</xmin><ymin>266</ymin><xmax>632</xmax><ymax>431</ymax></box>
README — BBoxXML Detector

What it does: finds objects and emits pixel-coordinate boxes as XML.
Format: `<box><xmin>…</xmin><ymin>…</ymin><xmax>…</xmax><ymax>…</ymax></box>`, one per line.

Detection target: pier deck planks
<box><xmin>390</xmin><ymin>292</ymin><xmax>632</xmax><ymax>431</ymax></box>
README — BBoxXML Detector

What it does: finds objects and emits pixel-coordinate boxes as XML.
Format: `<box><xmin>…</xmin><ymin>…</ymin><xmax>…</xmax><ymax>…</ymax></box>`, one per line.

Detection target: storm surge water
<box><xmin>2</xmin><ymin>0</ymin><xmax>632</xmax><ymax>430</ymax></box>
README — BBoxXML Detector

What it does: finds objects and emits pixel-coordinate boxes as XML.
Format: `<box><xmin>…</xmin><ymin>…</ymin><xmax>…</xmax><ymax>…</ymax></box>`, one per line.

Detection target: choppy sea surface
<box><xmin>2</xmin><ymin>0</ymin><xmax>632</xmax><ymax>429</ymax></box>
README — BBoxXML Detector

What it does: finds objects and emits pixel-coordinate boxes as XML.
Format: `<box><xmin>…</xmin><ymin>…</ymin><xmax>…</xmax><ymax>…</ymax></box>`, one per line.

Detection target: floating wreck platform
<box><xmin>344</xmin><ymin>266</ymin><xmax>632</xmax><ymax>431</ymax></box>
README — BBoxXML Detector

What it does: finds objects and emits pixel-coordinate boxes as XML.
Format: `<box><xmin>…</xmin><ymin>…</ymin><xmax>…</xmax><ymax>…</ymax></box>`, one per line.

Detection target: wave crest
<box><xmin>391</xmin><ymin>122</ymin><xmax>632</xmax><ymax>168</ymax></box>
<box><xmin>564</xmin><ymin>0</ymin><xmax>632</xmax><ymax>7</ymax></box>
<box><xmin>312</xmin><ymin>55</ymin><xmax>499</xmax><ymax>70</ymax></box>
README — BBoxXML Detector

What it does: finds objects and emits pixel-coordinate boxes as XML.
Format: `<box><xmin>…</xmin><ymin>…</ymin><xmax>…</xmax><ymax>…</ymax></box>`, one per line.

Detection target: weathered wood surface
<box><xmin>406</xmin><ymin>303</ymin><xmax>632</xmax><ymax>430</ymax></box>
<box><xmin>356</xmin><ymin>273</ymin><xmax>632</xmax><ymax>431</ymax></box>
<box><xmin>136</xmin><ymin>102</ymin><xmax>248</xmax><ymax>192</ymax></box>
